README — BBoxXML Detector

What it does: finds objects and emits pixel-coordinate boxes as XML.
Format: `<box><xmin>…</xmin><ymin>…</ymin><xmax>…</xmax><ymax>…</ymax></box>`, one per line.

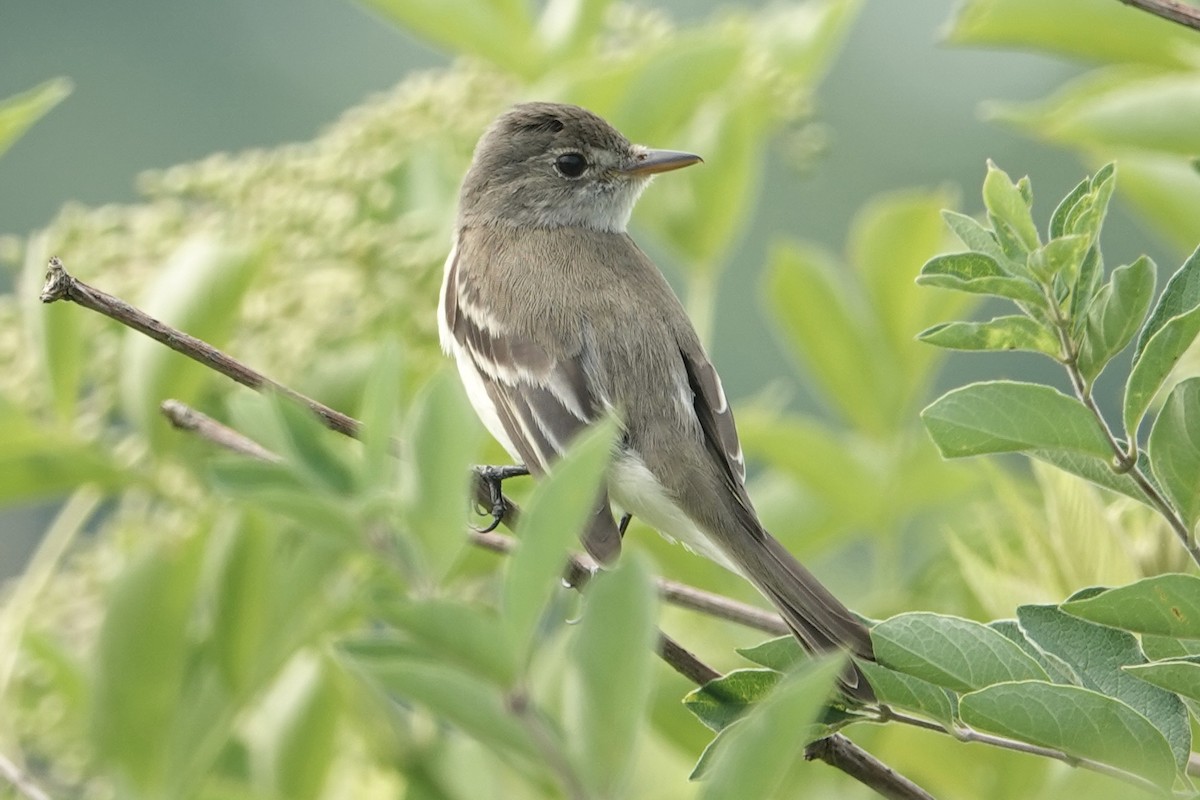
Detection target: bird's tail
<box><xmin>734</xmin><ymin>529</ymin><xmax>876</xmax><ymax>702</ymax></box>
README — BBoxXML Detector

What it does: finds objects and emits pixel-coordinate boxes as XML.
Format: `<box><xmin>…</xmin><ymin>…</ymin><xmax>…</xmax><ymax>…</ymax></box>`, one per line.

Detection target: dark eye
<box><xmin>555</xmin><ymin>152</ymin><xmax>587</xmax><ymax>178</ymax></box>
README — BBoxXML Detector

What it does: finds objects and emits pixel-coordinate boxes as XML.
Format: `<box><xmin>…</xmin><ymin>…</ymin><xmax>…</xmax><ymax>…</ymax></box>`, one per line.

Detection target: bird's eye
<box><xmin>555</xmin><ymin>152</ymin><xmax>588</xmax><ymax>178</ymax></box>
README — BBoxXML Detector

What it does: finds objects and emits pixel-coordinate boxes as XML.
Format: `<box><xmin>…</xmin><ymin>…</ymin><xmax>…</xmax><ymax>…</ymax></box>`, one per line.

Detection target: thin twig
<box><xmin>41</xmin><ymin>257</ymin><xmax>360</xmax><ymax>438</ymax></box>
<box><xmin>0</xmin><ymin>751</ymin><xmax>52</xmax><ymax>800</ymax></box>
<box><xmin>659</xmin><ymin>632</ymin><xmax>721</xmax><ymax>685</ymax></box>
<box><xmin>161</xmin><ymin>399</ymin><xmax>282</xmax><ymax>462</ymax></box>
<box><xmin>658</xmin><ymin>577</ymin><xmax>789</xmax><ymax>635</ymax></box>
<box><xmin>1117</xmin><ymin>0</ymin><xmax>1200</xmax><ymax>31</ymax></box>
<box><xmin>882</xmin><ymin>707</ymin><xmax>1166</xmax><ymax>794</ymax></box>
<box><xmin>1049</xmin><ymin>300</ymin><xmax>1200</xmax><ymax>566</ymax></box>
<box><xmin>805</xmin><ymin>735</ymin><xmax>935</xmax><ymax>800</ymax></box>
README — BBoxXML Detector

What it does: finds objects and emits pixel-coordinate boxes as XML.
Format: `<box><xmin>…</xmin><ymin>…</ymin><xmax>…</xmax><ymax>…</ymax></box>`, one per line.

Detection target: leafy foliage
<box><xmin>696</xmin><ymin>573</ymin><xmax>1200</xmax><ymax>791</ymax></box>
<box><xmin>947</xmin><ymin>0</ymin><xmax>1200</xmax><ymax>252</ymax></box>
<box><xmin>4</xmin><ymin>2</ymin><xmax>1200</xmax><ymax>799</ymax></box>
<box><xmin>919</xmin><ymin>163</ymin><xmax>1200</xmax><ymax>569</ymax></box>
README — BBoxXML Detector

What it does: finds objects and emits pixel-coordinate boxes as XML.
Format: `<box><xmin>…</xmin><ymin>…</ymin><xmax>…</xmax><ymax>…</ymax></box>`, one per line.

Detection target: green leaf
<box><xmin>1061</xmin><ymin>574</ymin><xmax>1200</xmax><ymax>640</ymax></box>
<box><xmin>917</xmin><ymin>316</ymin><xmax>1059</xmax><ymax>357</ymax></box>
<box><xmin>90</xmin><ymin>534</ymin><xmax>205</xmax><ymax>792</ymax></box>
<box><xmin>856</xmin><ymin>660</ymin><xmax>956</xmax><ymax>726</ymax></box>
<box><xmin>737</xmin><ymin>636</ymin><xmax>803</xmax><ymax>673</ymax></box>
<box><xmin>941</xmin><ymin>210</ymin><xmax>1007</xmax><ymax>262</ymax></box>
<box><xmin>1123</xmin><ymin>305</ymin><xmax>1200</xmax><ymax>441</ymax></box>
<box><xmin>343</xmin><ymin>654</ymin><xmax>538</xmax><ymax>761</ymax></box>
<box><xmin>1027</xmin><ymin>449</ymin><xmax>1151</xmax><ymax>507</ymax></box>
<box><xmin>206</xmin><ymin>458</ymin><xmax>359</xmax><ymax>544</ymax></box>
<box><xmin>401</xmin><ymin>369</ymin><xmax>484</xmax><ymax>581</ymax></box>
<box><xmin>357</xmin><ymin>340</ymin><xmax>405</xmax><ymax>492</ymax></box>
<box><xmin>917</xmin><ymin>251</ymin><xmax>1044</xmax><ymax>306</ymax></box>
<box><xmin>1077</xmin><ymin>256</ymin><xmax>1157</xmax><ymax>382</ymax></box>
<box><xmin>536</xmin><ymin>0</ymin><xmax>612</xmax><ymax>54</ymax></box>
<box><xmin>1142</xmin><ymin>635</ymin><xmax>1200</xmax><ymax>661</ymax></box>
<box><xmin>684</xmin><ymin>669</ymin><xmax>781</xmax><ymax>733</ymax></box>
<box><xmin>361</xmin><ymin>0</ymin><xmax>539</xmax><ymax>77</ymax></box>
<box><xmin>1147</xmin><ymin>378</ymin><xmax>1200</xmax><ymax>532</ymax></box>
<box><xmin>209</xmin><ymin>513</ymin><xmax>274</xmax><ymax>693</ymax></box>
<box><xmin>1068</xmin><ymin>246</ymin><xmax>1104</xmax><ymax>328</ymax></box>
<box><xmin>0</xmin><ymin>406</ymin><xmax>126</xmax><ymax>504</ymax></box>
<box><xmin>871</xmin><ymin>612</ymin><xmax>1049</xmax><ymax>693</ymax></box>
<box><xmin>0</xmin><ymin>77</ymin><xmax>71</xmax><ymax>158</ymax></box>
<box><xmin>1057</xmin><ymin>164</ymin><xmax>1116</xmax><ymax>247</ymax></box>
<box><xmin>265</xmin><ymin>656</ymin><xmax>341</xmax><ymax>800</ymax></box>
<box><xmin>982</xmin><ymin>161</ymin><xmax>1039</xmax><ymax>252</ymax></box>
<box><xmin>946</xmin><ymin>0</ymin><xmax>1200</xmax><ymax>68</ymax></box>
<box><xmin>1029</xmin><ymin>234</ymin><xmax>1088</xmax><ymax>286</ymax></box>
<box><xmin>637</xmin><ymin>65</ymin><xmax>761</xmax><ymax>269</ymax></box>
<box><xmin>1125</xmin><ymin>660</ymin><xmax>1200</xmax><ymax>703</ymax></box>
<box><xmin>1134</xmin><ymin>245</ymin><xmax>1200</xmax><ymax>364</ymax></box>
<box><xmin>503</xmin><ymin>420</ymin><xmax>616</xmax><ymax>662</ymax></box>
<box><xmin>989</xmin><ymin>619</ymin><xmax>1078</xmax><ymax>685</ymax></box>
<box><xmin>1002</xmin><ymin>73</ymin><xmax>1200</xmax><ymax>157</ymax></box>
<box><xmin>921</xmin><ymin>381</ymin><xmax>1110</xmax><ymax>460</ymax></box>
<box><xmin>568</xmin><ymin>554</ymin><xmax>658</xmax><ymax>797</ymax></box>
<box><xmin>853</xmin><ymin>188</ymin><xmax>963</xmax><ymax>354</ymax></box>
<box><xmin>1113</xmin><ymin>153</ymin><xmax>1200</xmax><ymax>253</ymax></box>
<box><xmin>381</xmin><ymin>599</ymin><xmax>516</xmax><ymax>686</ymax></box>
<box><xmin>697</xmin><ymin>656</ymin><xmax>843</xmax><ymax>800</ymax></box>
<box><xmin>1050</xmin><ymin>178</ymin><xmax>1090</xmax><ymax>241</ymax></box>
<box><xmin>1017</xmin><ymin>604</ymin><xmax>1191</xmax><ymax>769</ymax></box>
<box><xmin>767</xmin><ymin>243</ymin><xmax>887</xmax><ymax>433</ymax></box>
<box><xmin>267</xmin><ymin>393</ymin><xmax>357</xmax><ymax>495</ymax></box>
<box><xmin>119</xmin><ymin>238</ymin><xmax>263</xmax><ymax>444</ymax></box>
<box><xmin>959</xmin><ymin>682</ymin><xmax>1178</xmax><ymax>790</ymax></box>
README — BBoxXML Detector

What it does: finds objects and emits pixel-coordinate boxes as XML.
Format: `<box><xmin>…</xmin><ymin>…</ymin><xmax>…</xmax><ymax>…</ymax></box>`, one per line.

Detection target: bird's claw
<box><xmin>471</xmin><ymin>464</ymin><xmax>529</xmax><ymax>532</ymax></box>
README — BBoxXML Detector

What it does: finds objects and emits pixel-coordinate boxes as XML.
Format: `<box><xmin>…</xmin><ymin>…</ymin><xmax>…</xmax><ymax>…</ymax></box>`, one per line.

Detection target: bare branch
<box><xmin>659</xmin><ymin>632</ymin><xmax>721</xmax><ymax>685</ymax></box>
<box><xmin>1118</xmin><ymin>0</ymin><xmax>1200</xmax><ymax>31</ymax></box>
<box><xmin>659</xmin><ymin>577</ymin><xmax>789</xmax><ymax>635</ymax></box>
<box><xmin>41</xmin><ymin>257</ymin><xmax>361</xmax><ymax>438</ymax></box>
<box><xmin>161</xmin><ymin>399</ymin><xmax>283</xmax><ymax>462</ymax></box>
<box><xmin>882</xmin><ymin>707</ymin><xmax>1166</xmax><ymax>794</ymax></box>
<box><xmin>805</xmin><ymin>735</ymin><xmax>935</xmax><ymax>800</ymax></box>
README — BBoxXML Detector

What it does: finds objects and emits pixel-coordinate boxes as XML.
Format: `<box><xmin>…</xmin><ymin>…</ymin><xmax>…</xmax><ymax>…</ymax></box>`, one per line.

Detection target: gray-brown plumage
<box><xmin>439</xmin><ymin>102</ymin><xmax>875</xmax><ymax>699</ymax></box>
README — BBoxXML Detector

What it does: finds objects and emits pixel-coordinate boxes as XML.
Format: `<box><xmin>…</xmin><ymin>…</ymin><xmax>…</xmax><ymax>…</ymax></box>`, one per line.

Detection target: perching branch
<box><xmin>1117</xmin><ymin>0</ymin><xmax>1200</xmax><ymax>31</ymax></box>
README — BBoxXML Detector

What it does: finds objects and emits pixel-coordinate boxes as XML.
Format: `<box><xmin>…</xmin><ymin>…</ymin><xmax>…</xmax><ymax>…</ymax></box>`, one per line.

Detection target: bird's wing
<box><xmin>679</xmin><ymin>342</ymin><xmax>875</xmax><ymax>683</ymax></box>
<box><xmin>678</xmin><ymin>343</ymin><xmax>752</xmax><ymax>513</ymax></box>
<box><xmin>443</xmin><ymin>250</ymin><xmax>622</xmax><ymax>563</ymax></box>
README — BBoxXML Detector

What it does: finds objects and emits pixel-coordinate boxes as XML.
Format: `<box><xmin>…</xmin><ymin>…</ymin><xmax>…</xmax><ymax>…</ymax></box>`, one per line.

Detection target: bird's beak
<box><xmin>622</xmin><ymin>148</ymin><xmax>703</xmax><ymax>176</ymax></box>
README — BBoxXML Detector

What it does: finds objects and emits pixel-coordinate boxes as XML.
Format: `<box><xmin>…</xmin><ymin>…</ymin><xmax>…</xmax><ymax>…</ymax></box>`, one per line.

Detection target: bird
<box><xmin>438</xmin><ymin>101</ymin><xmax>875</xmax><ymax>699</ymax></box>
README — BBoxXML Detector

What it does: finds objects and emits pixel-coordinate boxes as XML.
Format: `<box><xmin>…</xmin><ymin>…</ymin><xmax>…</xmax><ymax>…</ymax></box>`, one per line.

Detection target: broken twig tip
<box><xmin>40</xmin><ymin>256</ymin><xmax>72</xmax><ymax>304</ymax></box>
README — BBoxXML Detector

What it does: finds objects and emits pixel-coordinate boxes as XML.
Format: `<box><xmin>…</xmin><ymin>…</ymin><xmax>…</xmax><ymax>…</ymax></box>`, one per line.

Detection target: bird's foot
<box><xmin>471</xmin><ymin>464</ymin><xmax>530</xmax><ymax>532</ymax></box>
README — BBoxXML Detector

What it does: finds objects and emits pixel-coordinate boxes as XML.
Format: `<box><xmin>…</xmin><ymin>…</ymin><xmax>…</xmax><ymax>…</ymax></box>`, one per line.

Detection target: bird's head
<box><xmin>458</xmin><ymin>102</ymin><xmax>701</xmax><ymax>232</ymax></box>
